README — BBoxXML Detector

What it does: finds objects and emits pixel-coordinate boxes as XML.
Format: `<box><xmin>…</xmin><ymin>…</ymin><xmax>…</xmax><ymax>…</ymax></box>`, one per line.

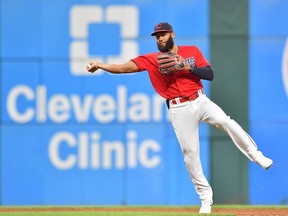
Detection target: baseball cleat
<box><xmin>254</xmin><ymin>153</ymin><xmax>273</xmax><ymax>169</ymax></box>
<box><xmin>199</xmin><ymin>204</ymin><xmax>212</xmax><ymax>214</ymax></box>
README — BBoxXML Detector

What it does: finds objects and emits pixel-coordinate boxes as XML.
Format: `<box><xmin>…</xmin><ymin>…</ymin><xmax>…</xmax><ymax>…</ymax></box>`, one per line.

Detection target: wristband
<box><xmin>189</xmin><ymin>64</ymin><xmax>195</xmax><ymax>73</ymax></box>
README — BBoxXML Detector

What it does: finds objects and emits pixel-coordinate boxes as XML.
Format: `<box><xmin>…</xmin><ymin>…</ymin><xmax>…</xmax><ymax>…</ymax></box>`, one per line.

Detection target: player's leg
<box><xmin>168</xmin><ymin>101</ymin><xmax>213</xmax><ymax>211</ymax></box>
<box><xmin>199</xmin><ymin>95</ymin><xmax>273</xmax><ymax>169</ymax></box>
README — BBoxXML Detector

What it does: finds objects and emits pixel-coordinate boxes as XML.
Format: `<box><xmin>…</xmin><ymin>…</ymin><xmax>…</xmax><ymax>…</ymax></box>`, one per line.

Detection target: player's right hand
<box><xmin>86</xmin><ymin>62</ymin><xmax>99</xmax><ymax>73</ymax></box>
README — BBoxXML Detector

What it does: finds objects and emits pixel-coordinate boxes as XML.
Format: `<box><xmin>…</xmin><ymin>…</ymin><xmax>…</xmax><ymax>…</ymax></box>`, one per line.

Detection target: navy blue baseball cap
<box><xmin>151</xmin><ymin>22</ymin><xmax>173</xmax><ymax>36</ymax></box>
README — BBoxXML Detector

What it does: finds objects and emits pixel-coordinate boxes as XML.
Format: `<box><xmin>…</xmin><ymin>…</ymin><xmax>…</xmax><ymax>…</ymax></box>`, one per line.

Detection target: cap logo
<box><xmin>156</xmin><ymin>24</ymin><xmax>162</xmax><ymax>30</ymax></box>
<box><xmin>151</xmin><ymin>22</ymin><xmax>173</xmax><ymax>36</ymax></box>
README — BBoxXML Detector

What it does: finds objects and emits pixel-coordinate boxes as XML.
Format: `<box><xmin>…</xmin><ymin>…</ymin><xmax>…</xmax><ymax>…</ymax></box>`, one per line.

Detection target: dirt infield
<box><xmin>0</xmin><ymin>206</ymin><xmax>288</xmax><ymax>215</ymax></box>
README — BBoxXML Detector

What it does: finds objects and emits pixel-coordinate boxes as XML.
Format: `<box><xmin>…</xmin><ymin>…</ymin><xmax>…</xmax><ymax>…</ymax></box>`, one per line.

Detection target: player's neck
<box><xmin>170</xmin><ymin>45</ymin><xmax>178</xmax><ymax>54</ymax></box>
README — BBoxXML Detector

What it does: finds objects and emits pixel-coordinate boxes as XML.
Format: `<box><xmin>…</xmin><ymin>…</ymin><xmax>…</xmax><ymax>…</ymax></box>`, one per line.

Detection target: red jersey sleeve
<box><xmin>131</xmin><ymin>53</ymin><xmax>158</xmax><ymax>72</ymax></box>
<box><xmin>193</xmin><ymin>46</ymin><xmax>210</xmax><ymax>67</ymax></box>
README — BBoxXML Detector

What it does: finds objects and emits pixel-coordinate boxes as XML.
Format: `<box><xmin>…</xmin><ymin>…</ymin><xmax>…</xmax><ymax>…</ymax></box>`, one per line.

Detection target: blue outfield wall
<box><xmin>0</xmin><ymin>0</ymin><xmax>210</xmax><ymax>205</ymax></box>
<box><xmin>249</xmin><ymin>0</ymin><xmax>288</xmax><ymax>204</ymax></box>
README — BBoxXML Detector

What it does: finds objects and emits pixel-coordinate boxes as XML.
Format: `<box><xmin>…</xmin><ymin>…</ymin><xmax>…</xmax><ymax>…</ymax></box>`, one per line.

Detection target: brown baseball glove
<box><xmin>157</xmin><ymin>52</ymin><xmax>185</xmax><ymax>75</ymax></box>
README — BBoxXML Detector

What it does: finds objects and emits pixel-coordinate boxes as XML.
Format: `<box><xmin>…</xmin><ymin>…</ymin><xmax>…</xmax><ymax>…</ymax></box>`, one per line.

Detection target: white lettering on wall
<box><xmin>49</xmin><ymin>132</ymin><xmax>77</xmax><ymax>170</ymax></box>
<box><xmin>48</xmin><ymin>130</ymin><xmax>161</xmax><ymax>170</ymax></box>
<box><xmin>7</xmin><ymin>85</ymin><xmax>35</xmax><ymax>123</ymax></box>
<box><xmin>6</xmin><ymin>85</ymin><xmax>168</xmax><ymax>124</ymax></box>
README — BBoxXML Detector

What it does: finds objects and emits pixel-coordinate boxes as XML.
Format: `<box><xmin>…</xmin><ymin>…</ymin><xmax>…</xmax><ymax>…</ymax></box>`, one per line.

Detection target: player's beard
<box><xmin>157</xmin><ymin>35</ymin><xmax>174</xmax><ymax>52</ymax></box>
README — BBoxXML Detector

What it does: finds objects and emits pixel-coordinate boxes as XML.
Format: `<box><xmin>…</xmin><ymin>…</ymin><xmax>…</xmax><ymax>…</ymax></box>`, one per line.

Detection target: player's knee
<box><xmin>214</xmin><ymin>115</ymin><xmax>231</xmax><ymax>129</ymax></box>
<box><xmin>184</xmin><ymin>149</ymin><xmax>199</xmax><ymax>161</ymax></box>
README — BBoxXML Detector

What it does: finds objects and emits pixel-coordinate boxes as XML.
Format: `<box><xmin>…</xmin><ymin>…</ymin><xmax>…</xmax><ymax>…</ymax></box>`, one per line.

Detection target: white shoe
<box><xmin>199</xmin><ymin>204</ymin><xmax>212</xmax><ymax>214</ymax></box>
<box><xmin>254</xmin><ymin>152</ymin><xmax>273</xmax><ymax>169</ymax></box>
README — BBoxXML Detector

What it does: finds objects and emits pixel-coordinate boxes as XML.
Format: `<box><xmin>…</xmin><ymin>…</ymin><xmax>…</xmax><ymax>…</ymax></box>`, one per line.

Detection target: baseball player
<box><xmin>87</xmin><ymin>22</ymin><xmax>273</xmax><ymax>214</ymax></box>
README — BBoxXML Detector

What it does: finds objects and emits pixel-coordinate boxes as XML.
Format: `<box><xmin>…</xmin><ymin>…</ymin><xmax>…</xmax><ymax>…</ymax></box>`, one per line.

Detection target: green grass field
<box><xmin>0</xmin><ymin>205</ymin><xmax>287</xmax><ymax>216</ymax></box>
<box><xmin>0</xmin><ymin>213</ymin><xmax>224</xmax><ymax>216</ymax></box>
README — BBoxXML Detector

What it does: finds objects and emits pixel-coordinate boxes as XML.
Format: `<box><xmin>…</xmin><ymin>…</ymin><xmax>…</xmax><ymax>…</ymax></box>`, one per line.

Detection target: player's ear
<box><xmin>171</xmin><ymin>32</ymin><xmax>175</xmax><ymax>38</ymax></box>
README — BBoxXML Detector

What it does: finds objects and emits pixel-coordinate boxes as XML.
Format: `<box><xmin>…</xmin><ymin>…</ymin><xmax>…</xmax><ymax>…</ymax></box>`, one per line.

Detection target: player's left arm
<box><xmin>184</xmin><ymin>64</ymin><xmax>214</xmax><ymax>81</ymax></box>
<box><xmin>183</xmin><ymin>46</ymin><xmax>214</xmax><ymax>81</ymax></box>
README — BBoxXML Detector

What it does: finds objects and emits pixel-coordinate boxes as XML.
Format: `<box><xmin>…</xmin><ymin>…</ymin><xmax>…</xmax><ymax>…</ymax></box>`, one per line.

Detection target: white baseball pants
<box><xmin>168</xmin><ymin>92</ymin><xmax>262</xmax><ymax>205</ymax></box>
